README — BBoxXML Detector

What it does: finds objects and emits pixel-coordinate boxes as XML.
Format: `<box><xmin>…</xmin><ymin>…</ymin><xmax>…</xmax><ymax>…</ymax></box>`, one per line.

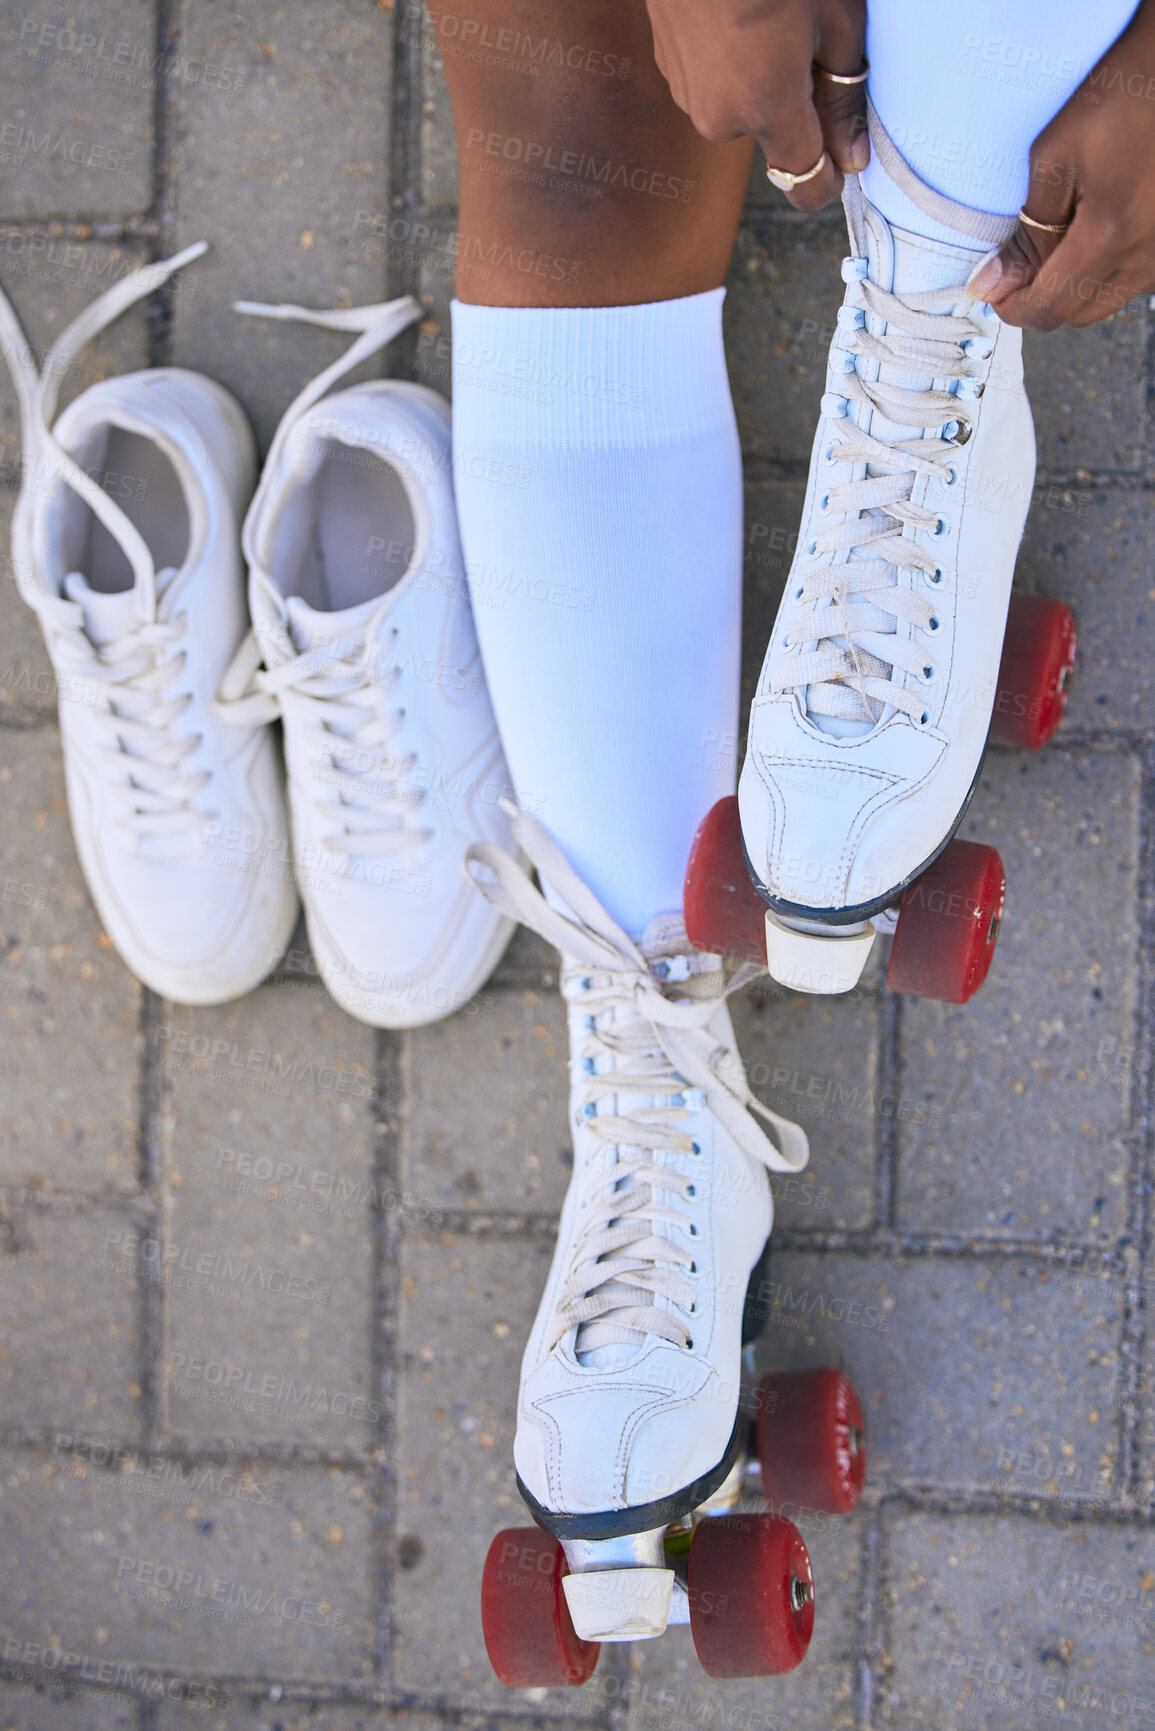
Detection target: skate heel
<box><xmin>763</xmin><ymin>911</ymin><xmax>876</xmax><ymax>995</ymax></box>
<box><xmin>562</xmin><ymin>1566</ymin><xmax>675</xmax><ymax>1641</ymax></box>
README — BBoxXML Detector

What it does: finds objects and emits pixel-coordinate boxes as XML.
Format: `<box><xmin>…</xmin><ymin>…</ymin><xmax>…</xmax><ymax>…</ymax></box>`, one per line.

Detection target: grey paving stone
<box><xmin>169</xmin><ymin>0</ymin><xmax>396</xmax><ymax>452</ymax></box>
<box><xmin>1025</xmin><ymin>305</ymin><xmax>1149</xmax><ymax>477</ymax></box>
<box><xmin>724</xmin><ymin>222</ymin><xmax>847</xmax><ymax>469</ymax></box>
<box><xmin>487</xmin><ymin>921</ymin><xmax>558</xmax><ymax>992</ymax></box>
<box><xmin>0</xmin><ymin>1444</ymin><xmax>374</xmax><ymax>1684</ymax></box>
<box><xmin>622</xmin><ymin>1515</ymin><xmax>861</xmax><ymax>1731</ymax></box>
<box><xmin>730</xmin><ymin>988</ymin><xmax>878</xmax><ymax>1232</ymax></box>
<box><xmin>749</xmin><ymin>1250</ymin><xmax>1122</xmax><ymax>1502</ymax></box>
<box><xmin>420</xmin><ymin>13</ymin><xmax>458</xmax><ymax>217</ymax></box>
<box><xmin>740</xmin><ymin>479</ymin><xmax>804</xmax><ymax>720</ymax></box>
<box><xmin>1136</xmin><ymin>1317</ymin><xmax>1155</xmax><ymax>1510</ymax></box>
<box><xmin>158</xmin><ymin>985</ymin><xmax>378</xmax><ymax>1452</ymax></box>
<box><xmin>0</xmin><ymin>237</ymin><xmax>151</xmax><ymax>483</ymax></box>
<box><xmin>1017</xmin><ymin>489</ymin><xmax>1155</xmax><ymax>736</ymax></box>
<box><xmin>0</xmin><ymin>1204</ymin><xmax>143</xmax><ymax>1438</ymax></box>
<box><xmin>404</xmin><ymin>985</ymin><xmax>571</xmax><ymax>1218</ymax></box>
<box><xmin>0</xmin><ymin>488</ymin><xmax>58</xmax><ymax>726</ymax></box>
<box><xmin>896</xmin><ymin>748</ymin><xmax>1139</xmax><ymax>1242</ymax></box>
<box><xmin>0</xmin><ymin>1</ymin><xmax>153</xmax><ymax>221</ymax></box>
<box><xmin>0</xmin><ymin>725</ymin><xmax>142</xmax><ymax>1194</ymax></box>
<box><xmin>879</xmin><ymin>1511</ymin><xmax>1155</xmax><ymax>1731</ymax></box>
<box><xmin>393</xmin><ymin>1230</ymin><xmax>592</xmax><ymax>1710</ymax></box>
<box><xmin>162</xmin><ymin>1710</ymin><xmax>528</xmax><ymax>1731</ymax></box>
<box><xmin>0</xmin><ymin>1680</ymin><xmax>136</xmax><ymax>1729</ymax></box>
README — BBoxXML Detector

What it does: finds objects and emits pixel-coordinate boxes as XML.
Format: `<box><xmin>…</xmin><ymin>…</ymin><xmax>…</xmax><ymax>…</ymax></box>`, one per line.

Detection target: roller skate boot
<box><xmin>687</xmin><ymin>125</ymin><xmax>1075</xmax><ymax>1003</ymax></box>
<box><xmin>468</xmin><ymin>807</ymin><xmax>866</xmax><ymax>1683</ymax></box>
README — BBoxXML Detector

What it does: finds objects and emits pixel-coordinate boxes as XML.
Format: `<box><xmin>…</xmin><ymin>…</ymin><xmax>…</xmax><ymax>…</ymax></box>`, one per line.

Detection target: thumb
<box><xmin>966</xmin><ymin>223</ymin><xmax>1053</xmax><ymax>305</ymax></box>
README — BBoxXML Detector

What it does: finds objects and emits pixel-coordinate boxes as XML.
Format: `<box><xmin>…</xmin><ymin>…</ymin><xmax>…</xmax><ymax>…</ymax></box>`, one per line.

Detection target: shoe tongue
<box><xmin>284</xmin><ymin>592</ymin><xmax>381</xmax><ymax>662</ymax></box>
<box><xmin>63</xmin><ymin>569</ymin><xmax>176</xmax><ymax>647</ymax></box>
<box><xmin>886</xmin><ymin>220</ymin><xmax>984</xmax><ymax>298</ymax></box>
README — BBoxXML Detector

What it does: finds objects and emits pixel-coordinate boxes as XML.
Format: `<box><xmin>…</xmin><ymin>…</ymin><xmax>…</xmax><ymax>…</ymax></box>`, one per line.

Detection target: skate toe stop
<box><xmin>562</xmin><ymin>1567</ymin><xmax>674</xmax><ymax>1642</ymax></box>
<box><xmin>764</xmin><ymin>912</ymin><xmax>875</xmax><ymax>995</ymax></box>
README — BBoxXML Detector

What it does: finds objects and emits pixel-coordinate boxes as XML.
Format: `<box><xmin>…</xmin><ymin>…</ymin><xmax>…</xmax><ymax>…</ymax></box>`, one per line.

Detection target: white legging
<box><xmin>452</xmin><ymin>2</ymin><xmax>1137</xmax><ymax>932</ymax></box>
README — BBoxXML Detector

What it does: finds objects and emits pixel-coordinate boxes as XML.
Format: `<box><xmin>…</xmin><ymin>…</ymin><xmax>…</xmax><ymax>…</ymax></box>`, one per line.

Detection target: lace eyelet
<box><xmin>689</xmin><ymin>1261</ymin><xmax>699</xmax><ymax>1276</ymax></box>
<box><xmin>926</xmin><ymin>567</ymin><xmax>944</xmax><ymax>587</ymax></box>
<box><xmin>920</xmin><ymin>663</ymin><xmax>937</xmax><ymax>684</ymax></box>
<box><xmin>934</xmin><ymin>518</ymin><xmax>949</xmax><ymax>538</ymax></box>
<box><xmin>927</xmin><ymin>615</ymin><xmax>942</xmax><ymax>634</ymax></box>
<box><xmin>917</xmin><ymin>709</ymin><xmax>931</xmax><ymax>727</ymax></box>
<box><xmin>824</xmin><ymin>446</ymin><xmax>835</xmax><ymax>463</ymax></box>
<box><xmin>806</xmin><ymin>540</ymin><xmax>818</xmax><ymax>556</ymax></box>
<box><xmin>686</xmin><ymin>1184</ymin><xmax>697</xmax><ymax>1198</ymax></box>
<box><xmin>691</xmin><ymin>1140</ymin><xmax>701</xmax><ymax>1155</ymax></box>
<box><xmin>688</xmin><ymin>1223</ymin><xmax>699</xmax><ymax>1237</ymax></box>
<box><xmin>819</xmin><ymin>494</ymin><xmax>829</xmax><ymax>511</ymax></box>
<box><xmin>684</xmin><ymin>1338</ymin><xmax>695</xmax><ymax>1352</ymax></box>
<box><xmin>943</xmin><ymin>466</ymin><xmax>958</xmax><ymax>487</ymax></box>
<box><xmin>794</xmin><ymin>586</ymin><xmax>805</xmax><ymax>601</ymax></box>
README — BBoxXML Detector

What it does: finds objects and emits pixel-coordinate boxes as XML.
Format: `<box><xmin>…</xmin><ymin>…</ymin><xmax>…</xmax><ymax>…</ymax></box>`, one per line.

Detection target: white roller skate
<box><xmin>469</xmin><ymin>807</ymin><xmax>866</xmax><ymax>1683</ymax></box>
<box><xmin>684</xmin><ymin>116</ymin><xmax>1074</xmax><ymax>1004</ymax></box>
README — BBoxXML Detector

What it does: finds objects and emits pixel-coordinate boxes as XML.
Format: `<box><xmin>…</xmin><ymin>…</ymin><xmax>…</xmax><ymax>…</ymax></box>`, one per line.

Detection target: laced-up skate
<box><xmin>469</xmin><ymin>806</ymin><xmax>866</xmax><ymax>1684</ymax></box>
<box><xmin>685</xmin><ymin>117</ymin><xmax>1076</xmax><ymax>1003</ymax></box>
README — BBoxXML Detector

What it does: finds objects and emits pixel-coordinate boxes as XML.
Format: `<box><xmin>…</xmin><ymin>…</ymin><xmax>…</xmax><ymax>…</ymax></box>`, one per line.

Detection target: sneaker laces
<box><xmin>466</xmin><ymin>804</ymin><xmax>808</xmax><ymax>1355</ymax></box>
<box><xmin>0</xmin><ymin>241</ymin><xmax>209</xmax><ymax>609</ymax></box>
<box><xmin>770</xmin><ymin>187</ymin><xmax>990</xmax><ymax>729</ymax></box>
<box><xmin>215</xmin><ymin>294</ymin><xmax>427</xmax><ymax>862</ymax></box>
<box><xmin>0</xmin><ymin>242</ymin><xmax>220</xmax><ymax>845</ymax></box>
<box><xmin>54</xmin><ymin>575</ymin><xmax>215</xmax><ymax>840</ymax></box>
<box><xmin>222</xmin><ymin>614</ymin><xmax>431</xmax><ymax>858</ymax></box>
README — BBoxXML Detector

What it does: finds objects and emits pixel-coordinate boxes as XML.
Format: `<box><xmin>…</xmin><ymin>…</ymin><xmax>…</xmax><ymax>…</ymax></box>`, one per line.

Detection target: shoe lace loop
<box><xmin>466</xmin><ymin>803</ymin><xmax>808</xmax><ymax>1354</ymax></box>
<box><xmin>770</xmin><ymin>214</ymin><xmax>989</xmax><ymax>729</ymax></box>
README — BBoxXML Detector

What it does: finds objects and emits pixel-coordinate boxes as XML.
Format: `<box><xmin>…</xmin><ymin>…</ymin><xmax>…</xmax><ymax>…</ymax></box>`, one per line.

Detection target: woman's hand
<box><xmin>969</xmin><ymin>1</ymin><xmax>1155</xmax><ymax>329</ymax></box>
<box><xmin>644</xmin><ymin>0</ymin><xmax>868</xmax><ymax>211</ymax></box>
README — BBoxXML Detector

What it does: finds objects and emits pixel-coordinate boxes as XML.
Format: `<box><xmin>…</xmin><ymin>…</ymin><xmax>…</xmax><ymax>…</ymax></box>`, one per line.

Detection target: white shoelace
<box><xmin>221</xmin><ymin>618</ymin><xmax>430</xmax><ymax>858</ymax></box>
<box><xmin>467</xmin><ymin>805</ymin><xmax>808</xmax><ymax>1354</ymax></box>
<box><xmin>770</xmin><ymin>210</ymin><xmax>990</xmax><ymax>728</ymax></box>
<box><xmin>0</xmin><ymin>242</ymin><xmax>225</xmax><ymax>844</ymax></box>
<box><xmin>215</xmin><ymin>294</ymin><xmax>426</xmax><ymax>861</ymax></box>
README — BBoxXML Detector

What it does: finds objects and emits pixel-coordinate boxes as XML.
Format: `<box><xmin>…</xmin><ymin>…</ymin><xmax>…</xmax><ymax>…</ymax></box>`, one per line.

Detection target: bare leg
<box><xmin>438</xmin><ymin>0</ymin><xmax>753</xmax><ymax>306</ymax></box>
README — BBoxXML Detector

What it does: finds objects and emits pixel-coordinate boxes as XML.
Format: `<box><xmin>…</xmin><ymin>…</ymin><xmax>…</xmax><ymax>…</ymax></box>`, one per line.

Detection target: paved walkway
<box><xmin>1</xmin><ymin>3</ymin><xmax>1153</xmax><ymax>1728</ymax></box>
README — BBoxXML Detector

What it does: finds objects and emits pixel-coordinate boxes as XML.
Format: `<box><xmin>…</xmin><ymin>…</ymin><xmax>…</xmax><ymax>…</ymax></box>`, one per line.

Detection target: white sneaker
<box><xmin>740</xmin><ymin>171</ymin><xmax>1034</xmax><ymax>990</ymax></box>
<box><xmin>467</xmin><ymin>806</ymin><xmax>807</xmax><ymax>1641</ymax></box>
<box><xmin>1</xmin><ymin>244</ymin><xmax>298</xmax><ymax>1004</ymax></box>
<box><xmin>219</xmin><ymin>296</ymin><xmax>515</xmax><ymax>1027</ymax></box>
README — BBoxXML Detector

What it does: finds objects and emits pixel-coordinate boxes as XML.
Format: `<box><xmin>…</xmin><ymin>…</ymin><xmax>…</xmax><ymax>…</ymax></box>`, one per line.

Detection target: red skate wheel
<box><xmin>886</xmin><ymin>839</ymin><xmax>1005</xmax><ymax>1004</ymax></box>
<box><xmin>684</xmin><ymin>796</ymin><xmax>767</xmax><ymax>962</ymax></box>
<box><xmin>989</xmin><ymin>593</ymin><xmax>1076</xmax><ymax>751</ymax></box>
<box><xmin>688</xmin><ymin>1514</ymin><xmax>814</xmax><ymax>1679</ymax></box>
<box><xmin>481</xmin><ymin>1527</ymin><xmax>599</xmax><ymax>1688</ymax></box>
<box><xmin>756</xmin><ymin>1369</ymin><xmax>866</xmax><ymax>1516</ymax></box>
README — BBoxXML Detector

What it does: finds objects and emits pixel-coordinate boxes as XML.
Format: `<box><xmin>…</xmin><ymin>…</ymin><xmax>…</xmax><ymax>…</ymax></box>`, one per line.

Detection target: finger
<box><xmin>812</xmin><ymin>68</ymin><xmax>869</xmax><ymax>174</ymax></box>
<box><xmin>813</xmin><ymin>0</ymin><xmax>869</xmax><ymax>173</ymax></box>
<box><xmin>984</xmin><ymin>222</ymin><xmax>1106</xmax><ymax>331</ymax></box>
<box><xmin>757</xmin><ymin>96</ymin><xmax>843</xmax><ymax>212</ymax></box>
<box><xmin>966</xmin><ymin>219</ymin><xmax>1065</xmax><ymax>317</ymax></box>
<box><xmin>966</xmin><ymin>130</ymin><xmax>1079</xmax><ymax>319</ymax></box>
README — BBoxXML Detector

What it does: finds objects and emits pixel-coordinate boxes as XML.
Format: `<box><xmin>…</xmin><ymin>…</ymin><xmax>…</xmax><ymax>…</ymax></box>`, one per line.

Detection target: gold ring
<box><xmin>1018</xmin><ymin>207</ymin><xmax>1069</xmax><ymax>235</ymax></box>
<box><xmin>766</xmin><ymin>150</ymin><xmax>828</xmax><ymax>192</ymax></box>
<box><xmin>814</xmin><ymin>60</ymin><xmax>869</xmax><ymax>84</ymax></box>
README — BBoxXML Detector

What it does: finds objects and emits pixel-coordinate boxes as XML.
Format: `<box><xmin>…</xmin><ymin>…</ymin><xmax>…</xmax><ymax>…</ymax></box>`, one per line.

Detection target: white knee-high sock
<box><xmin>862</xmin><ymin>0</ymin><xmax>1139</xmax><ymax>243</ymax></box>
<box><xmin>451</xmin><ymin>290</ymin><xmax>741</xmax><ymax>935</ymax></box>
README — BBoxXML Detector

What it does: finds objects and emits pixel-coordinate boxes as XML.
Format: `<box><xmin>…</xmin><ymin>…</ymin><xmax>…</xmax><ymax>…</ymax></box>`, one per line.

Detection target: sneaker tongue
<box><xmin>284</xmin><ymin>591</ymin><xmax>381</xmax><ymax>661</ymax></box>
<box><xmin>63</xmin><ymin>570</ymin><xmax>155</xmax><ymax>647</ymax></box>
